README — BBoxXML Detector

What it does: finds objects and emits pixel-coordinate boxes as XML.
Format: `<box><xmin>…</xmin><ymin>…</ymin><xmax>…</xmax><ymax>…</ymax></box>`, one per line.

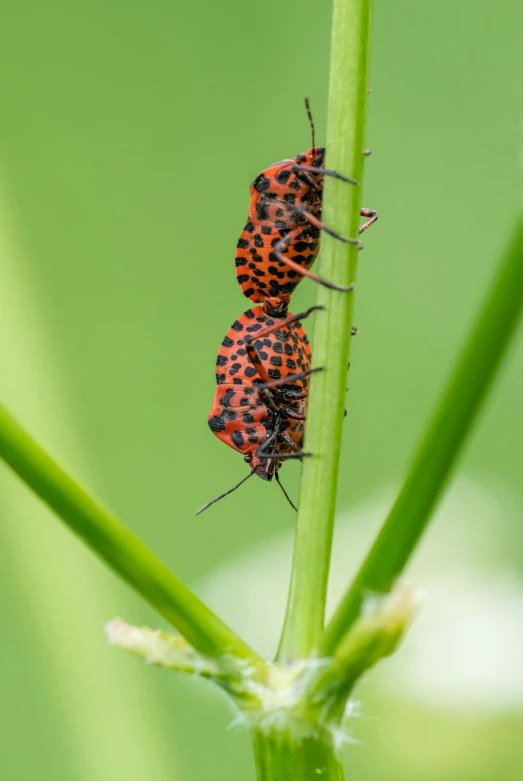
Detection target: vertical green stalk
<box><xmin>277</xmin><ymin>0</ymin><xmax>373</xmax><ymax>661</ymax></box>
<box><xmin>251</xmin><ymin>723</ymin><xmax>345</xmax><ymax>781</ymax></box>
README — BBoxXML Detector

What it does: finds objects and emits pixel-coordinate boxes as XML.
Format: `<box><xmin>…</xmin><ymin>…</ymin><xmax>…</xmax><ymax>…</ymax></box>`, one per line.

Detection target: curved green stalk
<box><xmin>0</xmin><ymin>403</ymin><xmax>265</xmax><ymax>674</ymax></box>
<box><xmin>277</xmin><ymin>0</ymin><xmax>374</xmax><ymax>661</ymax></box>
<box><xmin>323</xmin><ymin>217</ymin><xmax>523</xmax><ymax>654</ymax></box>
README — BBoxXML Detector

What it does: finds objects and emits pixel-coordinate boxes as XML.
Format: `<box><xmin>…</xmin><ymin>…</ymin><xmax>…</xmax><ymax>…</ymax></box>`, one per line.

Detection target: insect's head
<box><xmin>296</xmin><ymin>148</ymin><xmax>326</xmax><ymax>169</ymax></box>
<box><xmin>243</xmin><ymin>452</ymin><xmax>279</xmax><ymax>481</ymax></box>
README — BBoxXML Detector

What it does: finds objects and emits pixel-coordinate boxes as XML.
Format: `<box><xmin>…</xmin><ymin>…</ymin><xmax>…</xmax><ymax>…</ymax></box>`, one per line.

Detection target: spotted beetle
<box><xmin>196</xmin><ymin>305</ymin><xmax>323</xmax><ymax>514</ymax></box>
<box><xmin>235</xmin><ymin>99</ymin><xmax>377</xmax><ymax>310</ymax></box>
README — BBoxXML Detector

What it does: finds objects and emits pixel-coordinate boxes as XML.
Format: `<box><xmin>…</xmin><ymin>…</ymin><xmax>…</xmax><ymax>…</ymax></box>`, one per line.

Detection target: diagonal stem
<box><xmin>323</xmin><ymin>217</ymin><xmax>523</xmax><ymax>655</ymax></box>
<box><xmin>277</xmin><ymin>0</ymin><xmax>374</xmax><ymax>662</ymax></box>
<box><xmin>0</xmin><ymin>403</ymin><xmax>265</xmax><ymax>675</ymax></box>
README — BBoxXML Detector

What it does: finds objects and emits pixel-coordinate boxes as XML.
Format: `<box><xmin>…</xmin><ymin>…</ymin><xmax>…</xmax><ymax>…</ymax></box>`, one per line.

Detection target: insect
<box><xmin>196</xmin><ymin>305</ymin><xmax>323</xmax><ymax>515</ymax></box>
<box><xmin>235</xmin><ymin>99</ymin><xmax>377</xmax><ymax>309</ymax></box>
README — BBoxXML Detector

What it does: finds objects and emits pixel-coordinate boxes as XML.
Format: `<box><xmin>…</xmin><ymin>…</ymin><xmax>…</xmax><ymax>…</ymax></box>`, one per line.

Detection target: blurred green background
<box><xmin>1</xmin><ymin>1</ymin><xmax>523</xmax><ymax>779</ymax></box>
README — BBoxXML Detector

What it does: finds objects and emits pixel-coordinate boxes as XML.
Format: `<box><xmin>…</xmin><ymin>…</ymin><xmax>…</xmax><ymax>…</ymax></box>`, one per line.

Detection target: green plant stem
<box><xmin>251</xmin><ymin>723</ymin><xmax>345</xmax><ymax>781</ymax></box>
<box><xmin>0</xmin><ymin>403</ymin><xmax>265</xmax><ymax>674</ymax></box>
<box><xmin>277</xmin><ymin>0</ymin><xmax>373</xmax><ymax>661</ymax></box>
<box><xmin>323</xmin><ymin>217</ymin><xmax>523</xmax><ymax>654</ymax></box>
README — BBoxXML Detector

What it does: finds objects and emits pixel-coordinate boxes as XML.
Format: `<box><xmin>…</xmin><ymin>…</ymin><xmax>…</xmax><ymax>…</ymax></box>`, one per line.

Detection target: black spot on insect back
<box><xmin>216</xmin><ymin>355</ymin><xmax>228</xmax><ymax>367</ymax></box>
<box><xmin>232</xmin><ymin>430</ymin><xmax>245</xmax><ymax>448</ymax></box>
<box><xmin>222</xmin><ymin>388</ymin><xmax>236</xmax><ymax>406</ymax></box>
<box><xmin>276</xmin><ymin>169</ymin><xmax>291</xmax><ymax>184</ymax></box>
<box><xmin>254</xmin><ymin>174</ymin><xmax>271</xmax><ymax>192</ymax></box>
<box><xmin>208</xmin><ymin>415</ymin><xmax>226</xmax><ymax>433</ymax></box>
<box><xmin>256</xmin><ymin>201</ymin><xmax>269</xmax><ymax>221</ymax></box>
<box><xmin>222</xmin><ymin>335</ymin><xmax>234</xmax><ymax>348</ymax></box>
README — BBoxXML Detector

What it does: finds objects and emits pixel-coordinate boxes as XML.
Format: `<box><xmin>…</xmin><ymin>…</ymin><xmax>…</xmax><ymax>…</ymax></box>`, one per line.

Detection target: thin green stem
<box><xmin>0</xmin><ymin>404</ymin><xmax>265</xmax><ymax>674</ymax></box>
<box><xmin>323</xmin><ymin>217</ymin><xmax>523</xmax><ymax>654</ymax></box>
<box><xmin>277</xmin><ymin>0</ymin><xmax>373</xmax><ymax>661</ymax></box>
<box><xmin>251</xmin><ymin>722</ymin><xmax>345</xmax><ymax>781</ymax></box>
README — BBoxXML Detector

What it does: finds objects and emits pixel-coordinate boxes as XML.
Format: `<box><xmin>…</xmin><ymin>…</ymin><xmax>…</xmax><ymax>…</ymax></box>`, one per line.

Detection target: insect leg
<box><xmin>273</xmin><ymin>227</ymin><xmax>356</xmax><ymax>293</ymax></box>
<box><xmin>359</xmin><ymin>208</ymin><xmax>378</xmax><ymax>234</ymax></box>
<box><xmin>274</xmin><ymin>470</ymin><xmax>297</xmax><ymax>511</ymax></box>
<box><xmin>256</xmin><ymin>367</ymin><xmax>323</xmax><ymax>394</ymax></box>
<box><xmin>291</xmin><ymin>164</ymin><xmax>357</xmax><ymax>186</ymax></box>
<box><xmin>245</xmin><ymin>307</ymin><xmax>323</xmax><ymax>384</ymax></box>
<box><xmin>292</xmin><ymin>204</ymin><xmax>362</xmax><ymax>247</ymax></box>
<box><xmin>279</xmin><ymin>407</ymin><xmax>306</xmax><ymax>421</ymax></box>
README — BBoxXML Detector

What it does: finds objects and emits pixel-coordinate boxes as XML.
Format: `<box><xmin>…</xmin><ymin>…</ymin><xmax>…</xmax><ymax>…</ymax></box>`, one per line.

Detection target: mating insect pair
<box><xmin>198</xmin><ymin>100</ymin><xmax>376</xmax><ymax>513</ymax></box>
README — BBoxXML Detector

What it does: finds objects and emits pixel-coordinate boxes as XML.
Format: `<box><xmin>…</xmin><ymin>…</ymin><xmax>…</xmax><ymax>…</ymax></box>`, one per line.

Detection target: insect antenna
<box><xmin>196</xmin><ymin>468</ymin><xmax>256</xmax><ymax>515</ymax></box>
<box><xmin>275</xmin><ymin>470</ymin><xmax>298</xmax><ymax>512</ymax></box>
<box><xmin>304</xmin><ymin>97</ymin><xmax>315</xmax><ymax>149</ymax></box>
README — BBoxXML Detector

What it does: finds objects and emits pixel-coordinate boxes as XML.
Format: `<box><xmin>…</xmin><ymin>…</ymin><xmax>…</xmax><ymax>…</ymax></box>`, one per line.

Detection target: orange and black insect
<box><xmin>196</xmin><ymin>305</ymin><xmax>323</xmax><ymax>514</ymax></box>
<box><xmin>235</xmin><ymin>99</ymin><xmax>377</xmax><ymax>310</ymax></box>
